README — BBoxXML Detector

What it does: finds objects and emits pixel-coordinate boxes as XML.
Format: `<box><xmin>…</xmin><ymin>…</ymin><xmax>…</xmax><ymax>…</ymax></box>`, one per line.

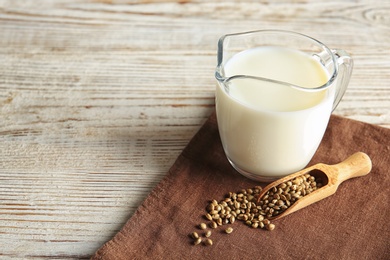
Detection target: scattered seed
<box><xmin>266</xmin><ymin>223</ymin><xmax>276</xmax><ymax>231</ymax></box>
<box><xmin>194</xmin><ymin>237</ymin><xmax>202</xmax><ymax>245</ymax></box>
<box><xmin>204</xmin><ymin>238</ymin><xmax>213</xmax><ymax>246</ymax></box>
<box><xmin>205</xmin><ymin>230</ymin><xmax>212</xmax><ymax>237</ymax></box>
<box><xmin>199</xmin><ymin>223</ymin><xmax>207</xmax><ymax>230</ymax></box>
<box><xmin>191</xmin><ymin>232</ymin><xmax>199</xmax><ymax>239</ymax></box>
<box><xmin>210</xmin><ymin>221</ymin><xmax>218</xmax><ymax>229</ymax></box>
<box><xmin>225</xmin><ymin>227</ymin><xmax>233</xmax><ymax>234</ymax></box>
<box><xmin>259</xmin><ymin>222</ymin><xmax>265</xmax><ymax>229</ymax></box>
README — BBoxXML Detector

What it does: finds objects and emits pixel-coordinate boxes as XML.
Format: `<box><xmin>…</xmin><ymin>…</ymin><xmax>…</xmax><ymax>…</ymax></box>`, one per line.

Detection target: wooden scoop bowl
<box><xmin>257</xmin><ymin>152</ymin><xmax>372</xmax><ymax>221</ymax></box>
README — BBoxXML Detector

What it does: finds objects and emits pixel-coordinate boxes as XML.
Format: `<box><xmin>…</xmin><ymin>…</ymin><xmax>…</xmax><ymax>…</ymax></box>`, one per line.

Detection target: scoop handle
<box><xmin>332</xmin><ymin>152</ymin><xmax>372</xmax><ymax>183</ymax></box>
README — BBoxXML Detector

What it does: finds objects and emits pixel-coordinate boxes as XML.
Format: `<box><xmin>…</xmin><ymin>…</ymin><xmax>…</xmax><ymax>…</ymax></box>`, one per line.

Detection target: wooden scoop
<box><xmin>257</xmin><ymin>152</ymin><xmax>372</xmax><ymax>221</ymax></box>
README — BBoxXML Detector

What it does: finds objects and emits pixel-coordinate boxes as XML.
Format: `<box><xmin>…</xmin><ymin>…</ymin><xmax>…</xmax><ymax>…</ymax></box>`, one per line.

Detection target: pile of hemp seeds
<box><xmin>190</xmin><ymin>173</ymin><xmax>324</xmax><ymax>246</ymax></box>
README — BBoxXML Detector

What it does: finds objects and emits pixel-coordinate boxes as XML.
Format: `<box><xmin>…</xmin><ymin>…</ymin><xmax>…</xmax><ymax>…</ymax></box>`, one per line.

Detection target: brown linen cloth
<box><xmin>92</xmin><ymin>112</ymin><xmax>390</xmax><ymax>260</ymax></box>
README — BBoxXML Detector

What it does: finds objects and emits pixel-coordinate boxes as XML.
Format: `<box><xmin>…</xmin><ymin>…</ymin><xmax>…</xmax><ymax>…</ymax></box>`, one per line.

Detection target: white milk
<box><xmin>216</xmin><ymin>46</ymin><xmax>334</xmax><ymax>179</ymax></box>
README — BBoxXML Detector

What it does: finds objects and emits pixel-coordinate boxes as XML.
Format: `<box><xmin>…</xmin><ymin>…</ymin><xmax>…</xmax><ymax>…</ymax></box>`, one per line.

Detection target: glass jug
<box><xmin>215</xmin><ymin>30</ymin><xmax>353</xmax><ymax>182</ymax></box>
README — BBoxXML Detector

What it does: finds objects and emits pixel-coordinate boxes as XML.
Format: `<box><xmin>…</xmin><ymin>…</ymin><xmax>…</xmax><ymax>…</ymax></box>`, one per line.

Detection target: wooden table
<box><xmin>1</xmin><ymin>0</ymin><xmax>389</xmax><ymax>258</ymax></box>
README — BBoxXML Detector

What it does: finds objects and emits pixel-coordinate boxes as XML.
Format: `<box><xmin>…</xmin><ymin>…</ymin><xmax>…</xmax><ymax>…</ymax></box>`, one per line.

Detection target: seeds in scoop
<box><xmin>199</xmin><ymin>223</ymin><xmax>207</xmax><ymax>230</ymax></box>
<box><xmin>225</xmin><ymin>227</ymin><xmax>233</xmax><ymax>234</ymax></box>
<box><xmin>204</xmin><ymin>238</ymin><xmax>213</xmax><ymax>246</ymax></box>
<box><xmin>256</xmin><ymin>174</ymin><xmax>323</xmax><ymax>218</ymax></box>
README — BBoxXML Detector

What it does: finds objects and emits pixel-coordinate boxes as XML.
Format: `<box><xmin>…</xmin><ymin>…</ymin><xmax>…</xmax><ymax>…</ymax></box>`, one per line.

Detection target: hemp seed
<box><xmin>199</xmin><ymin>223</ymin><xmax>207</xmax><ymax>230</ymax></box>
<box><xmin>191</xmin><ymin>232</ymin><xmax>199</xmax><ymax>239</ymax></box>
<box><xmin>205</xmin><ymin>213</ymin><xmax>213</xmax><ymax>221</ymax></box>
<box><xmin>194</xmin><ymin>237</ymin><xmax>202</xmax><ymax>245</ymax></box>
<box><xmin>210</xmin><ymin>221</ymin><xmax>218</xmax><ymax>229</ymax></box>
<box><xmin>266</xmin><ymin>223</ymin><xmax>275</xmax><ymax>231</ymax></box>
<box><xmin>204</xmin><ymin>238</ymin><xmax>213</xmax><ymax>246</ymax></box>
<box><xmin>225</xmin><ymin>227</ymin><xmax>233</xmax><ymax>234</ymax></box>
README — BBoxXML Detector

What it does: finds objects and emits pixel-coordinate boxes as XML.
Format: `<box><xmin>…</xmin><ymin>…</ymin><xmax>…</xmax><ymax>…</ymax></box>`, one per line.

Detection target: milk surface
<box><xmin>216</xmin><ymin>46</ymin><xmax>334</xmax><ymax>179</ymax></box>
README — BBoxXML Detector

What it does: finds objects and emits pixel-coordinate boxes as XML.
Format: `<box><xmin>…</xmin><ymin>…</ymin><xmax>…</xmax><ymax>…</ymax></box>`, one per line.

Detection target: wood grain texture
<box><xmin>0</xmin><ymin>0</ymin><xmax>389</xmax><ymax>258</ymax></box>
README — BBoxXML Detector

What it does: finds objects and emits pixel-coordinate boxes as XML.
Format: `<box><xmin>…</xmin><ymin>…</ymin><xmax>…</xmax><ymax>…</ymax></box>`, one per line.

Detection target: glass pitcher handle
<box><xmin>332</xmin><ymin>49</ymin><xmax>354</xmax><ymax>111</ymax></box>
